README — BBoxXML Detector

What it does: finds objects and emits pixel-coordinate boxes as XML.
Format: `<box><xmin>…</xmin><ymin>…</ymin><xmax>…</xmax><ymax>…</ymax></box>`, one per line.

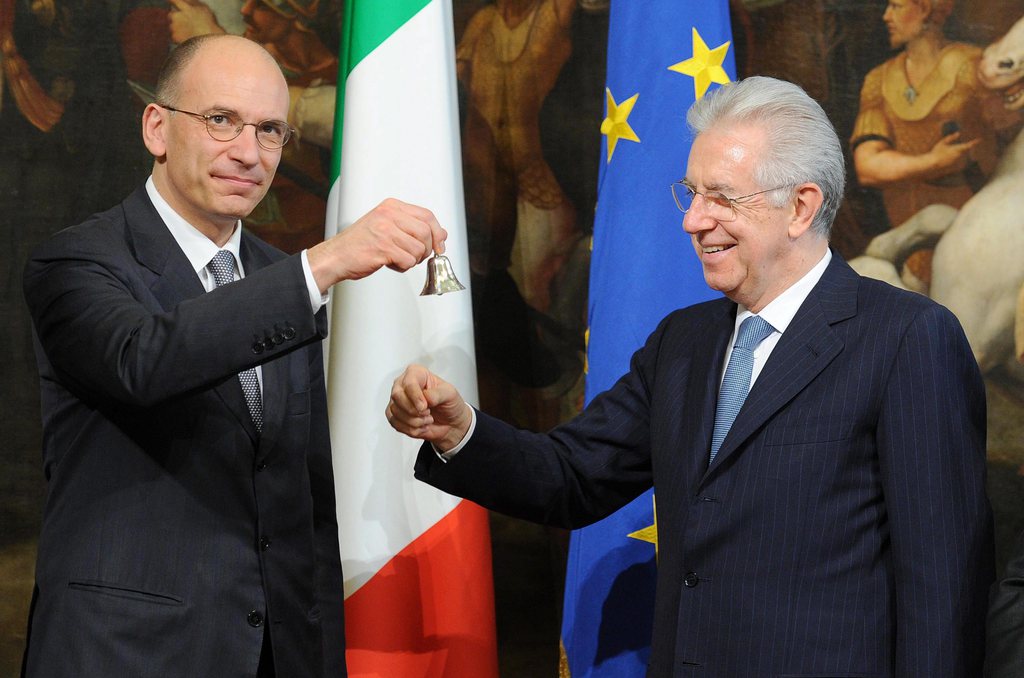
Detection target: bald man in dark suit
<box><xmin>22</xmin><ymin>34</ymin><xmax>446</xmax><ymax>677</ymax></box>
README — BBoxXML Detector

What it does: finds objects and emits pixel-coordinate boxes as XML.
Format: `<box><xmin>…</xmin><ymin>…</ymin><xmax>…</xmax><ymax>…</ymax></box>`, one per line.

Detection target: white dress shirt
<box><xmin>720</xmin><ymin>248</ymin><xmax>832</xmax><ymax>391</ymax></box>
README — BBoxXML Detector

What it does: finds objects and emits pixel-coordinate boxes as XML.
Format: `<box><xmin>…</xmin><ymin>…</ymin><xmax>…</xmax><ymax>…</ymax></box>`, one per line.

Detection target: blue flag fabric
<box><xmin>559</xmin><ymin>1</ymin><xmax>735</xmax><ymax>675</ymax></box>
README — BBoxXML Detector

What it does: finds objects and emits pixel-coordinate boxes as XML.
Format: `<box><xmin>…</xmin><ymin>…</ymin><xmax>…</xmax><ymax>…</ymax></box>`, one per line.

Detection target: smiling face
<box><xmin>682</xmin><ymin>123</ymin><xmax>817</xmax><ymax>312</ymax></box>
<box><xmin>143</xmin><ymin>37</ymin><xmax>290</xmax><ymax>242</ymax></box>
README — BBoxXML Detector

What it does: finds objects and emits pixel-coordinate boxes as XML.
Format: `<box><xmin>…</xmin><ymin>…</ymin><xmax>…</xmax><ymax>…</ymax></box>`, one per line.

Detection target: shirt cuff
<box><xmin>300</xmin><ymin>249</ymin><xmax>328</xmax><ymax>312</ymax></box>
<box><xmin>433</xmin><ymin>404</ymin><xmax>477</xmax><ymax>463</ymax></box>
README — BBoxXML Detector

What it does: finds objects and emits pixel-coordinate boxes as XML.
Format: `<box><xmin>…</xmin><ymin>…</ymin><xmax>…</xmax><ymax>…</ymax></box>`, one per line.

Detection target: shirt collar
<box><xmin>734</xmin><ymin>248</ymin><xmax>832</xmax><ymax>336</ymax></box>
<box><xmin>146</xmin><ymin>176</ymin><xmax>245</xmax><ymax>276</ymax></box>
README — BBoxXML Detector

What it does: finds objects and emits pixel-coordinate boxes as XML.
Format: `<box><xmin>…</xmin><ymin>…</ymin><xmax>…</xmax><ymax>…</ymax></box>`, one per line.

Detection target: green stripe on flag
<box><xmin>330</xmin><ymin>0</ymin><xmax>432</xmax><ymax>181</ymax></box>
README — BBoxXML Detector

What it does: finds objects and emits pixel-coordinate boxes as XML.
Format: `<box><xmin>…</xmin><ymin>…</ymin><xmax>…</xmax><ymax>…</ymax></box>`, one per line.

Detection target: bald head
<box><xmin>155</xmin><ymin>35</ymin><xmax>285</xmax><ymax>107</ymax></box>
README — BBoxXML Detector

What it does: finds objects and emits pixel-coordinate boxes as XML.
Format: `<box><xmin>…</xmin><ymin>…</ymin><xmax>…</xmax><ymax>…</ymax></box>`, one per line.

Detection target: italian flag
<box><xmin>323</xmin><ymin>1</ymin><xmax>498</xmax><ymax>676</ymax></box>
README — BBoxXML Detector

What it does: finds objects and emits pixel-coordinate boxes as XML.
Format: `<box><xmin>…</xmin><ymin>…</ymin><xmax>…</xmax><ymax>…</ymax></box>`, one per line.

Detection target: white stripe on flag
<box><xmin>326</xmin><ymin>0</ymin><xmax>478</xmax><ymax>599</ymax></box>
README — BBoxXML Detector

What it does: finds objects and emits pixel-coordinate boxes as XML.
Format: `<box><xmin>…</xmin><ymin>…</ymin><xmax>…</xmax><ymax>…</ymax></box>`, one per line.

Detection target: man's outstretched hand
<box><xmin>386</xmin><ymin>364</ymin><xmax>472</xmax><ymax>452</ymax></box>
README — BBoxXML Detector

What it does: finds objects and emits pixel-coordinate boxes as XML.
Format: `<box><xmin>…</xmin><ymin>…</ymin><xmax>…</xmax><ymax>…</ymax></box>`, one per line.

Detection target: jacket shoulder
<box><xmin>858</xmin><ymin>273</ymin><xmax>947</xmax><ymax>313</ymax></box>
<box><xmin>854</xmin><ymin>273</ymin><xmax>967</xmax><ymax>342</ymax></box>
<box><xmin>27</xmin><ymin>200</ymin><xmax>132</xmax><ymax>266</ymax></box>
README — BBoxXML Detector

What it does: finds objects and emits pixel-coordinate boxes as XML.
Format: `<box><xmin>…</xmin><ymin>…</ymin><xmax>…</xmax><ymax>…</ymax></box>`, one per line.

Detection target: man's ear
<box><xmin>789</xmin><ymin>183</ymin><xmax>824</xmax><ymax>239</ymax></box>
<box><xmin>141</xmin><ymin>104</ymin><xmax>168</xmax><ymax>158</ymax></box>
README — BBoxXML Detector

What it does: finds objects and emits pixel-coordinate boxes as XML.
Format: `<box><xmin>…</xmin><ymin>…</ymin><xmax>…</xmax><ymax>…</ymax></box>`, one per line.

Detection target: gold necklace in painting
<box><xmin>902</xmin><ymin>54</ymin><xmax>918</xmax><ymax>105</ymax></box>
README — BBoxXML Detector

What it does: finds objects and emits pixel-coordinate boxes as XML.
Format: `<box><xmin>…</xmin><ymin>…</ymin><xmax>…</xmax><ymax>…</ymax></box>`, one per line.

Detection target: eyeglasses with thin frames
<box><xmin>158</xmin><ymin>104</ymin><xmax>295</xmax><ymax>150</ymax></box>
<box><xmin>670</xmin><ymin>181</ymin><xmax>791</xmax><ymax>222</ymax></box>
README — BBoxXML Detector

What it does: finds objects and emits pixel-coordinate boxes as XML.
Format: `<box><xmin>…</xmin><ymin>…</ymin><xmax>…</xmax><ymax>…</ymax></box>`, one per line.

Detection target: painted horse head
<box><xmin>979</xmin><ymin>14</ymin><xmax>1024</xmax><ymax>111</ymax></box>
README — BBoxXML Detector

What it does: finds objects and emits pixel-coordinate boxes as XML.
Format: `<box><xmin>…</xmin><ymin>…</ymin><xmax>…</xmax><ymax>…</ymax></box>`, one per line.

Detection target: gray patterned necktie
<box><xmin>208</xmin><ymin>250</ymin><xmax>263</xmax><ymax>432</ymax></box>
<box><xmin>709</xmin><ymin>315</ymin><xmax>774</xmax><ymax>463</ymax></box>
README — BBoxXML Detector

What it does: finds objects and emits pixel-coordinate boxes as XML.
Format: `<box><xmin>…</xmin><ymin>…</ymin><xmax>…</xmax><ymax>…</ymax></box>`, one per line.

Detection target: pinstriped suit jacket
<box><xmin>23</xmin><ymin>187</ymin><xmax>346</xmax><ymax>677</ymax></box>
<box><xmin>416</xmin><ymin>253</ymin><xmax>994</xmax><ymax>677</ymax></box>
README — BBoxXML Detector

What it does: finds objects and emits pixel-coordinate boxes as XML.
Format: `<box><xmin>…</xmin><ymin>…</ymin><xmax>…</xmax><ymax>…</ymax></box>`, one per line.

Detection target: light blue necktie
<box><xmin>709</xmin><ymin>315</ymin><xmax>774</xmax><ymax>463</ymax></box>
<box><xmin>208</xmin><ymin>250</ymin><xmax>263</xmax><ymax>432</ymax></box>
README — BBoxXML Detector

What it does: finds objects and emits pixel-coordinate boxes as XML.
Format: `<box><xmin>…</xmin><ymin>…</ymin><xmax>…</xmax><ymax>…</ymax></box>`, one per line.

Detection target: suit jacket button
<box><xmin>282</xmin><ymin>325</ymin><xmax>296</xmax><ymax>340</ymax></box>
<box><xmin>684</xmin><ymin>572</ymin><xmax>700</xmax><ymax>588</ymax></box>
<box><xmin>271</xmin><ymin>333</ymin><xmax>284</xmax><ymax>345</ymax></box>
<box><xmin>259</xmin><ymin>536</ymin><xmax>271</xmax><ymax>551</ymax></box>
<box><xmin>262</xmin><ymin>338</ymin><xmax>275</xmax><ymax>352</ymax></box>
<box><xmin>247</xmin><ymin>610</ymin><xmax>264</xmax><ymax>627</ymax></box>
<box><xmin>255</xmin><ymin>461</ymin><xmax>267</xmax><ymax>472</ymax></box>
<box><xmin>251</xmin><ymin>341</ymin><xmax>265</xmax><ymax>355</ymax></box>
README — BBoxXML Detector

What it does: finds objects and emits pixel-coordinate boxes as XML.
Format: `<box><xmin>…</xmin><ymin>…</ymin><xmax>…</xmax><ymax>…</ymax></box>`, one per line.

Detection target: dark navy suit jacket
<box><xmin>22</xmin><ymin>187</ymin><xmax>346</xmax><ymax>677</ymax></box>
<box><xmin>416</xmin><ymin>253</ymin><xmax>994</xmax><ymax>677</ymax></box>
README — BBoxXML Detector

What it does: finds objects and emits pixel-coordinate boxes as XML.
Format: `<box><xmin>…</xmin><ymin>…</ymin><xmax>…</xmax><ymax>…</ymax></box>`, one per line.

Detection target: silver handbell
<box><xmin>420</xmin><ymin>254</ymin><xmax>467</xmax><ymax>296</ymax></box>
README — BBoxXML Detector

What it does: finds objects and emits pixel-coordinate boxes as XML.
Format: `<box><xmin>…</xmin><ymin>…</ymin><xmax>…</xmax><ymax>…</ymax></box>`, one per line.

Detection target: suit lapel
<box><xmin>678</xmin><ymin>302</ymin><xmax>734</xmax><ymax>484</ymax></box>
<box><xmin>124</xmin><ymin>187</ymin><xmax>260</xmax><ymax>442</ymax></box>
<box><xmin>122</xmin><ymin>187</ymin><xmax>206</xmax><ymax>309</ymax></box>
<box><xmin>703</xmin><ymin>254</ymin><xmax>859</xmax><ymax>478</ymax></box>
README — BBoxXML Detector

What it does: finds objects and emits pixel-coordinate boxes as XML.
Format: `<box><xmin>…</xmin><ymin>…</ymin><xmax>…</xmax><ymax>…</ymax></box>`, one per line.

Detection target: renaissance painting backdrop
<box><xmin>1</xmin><ymin>0</ymin><xmax>1021</xmax><ymax>673</ymax></box>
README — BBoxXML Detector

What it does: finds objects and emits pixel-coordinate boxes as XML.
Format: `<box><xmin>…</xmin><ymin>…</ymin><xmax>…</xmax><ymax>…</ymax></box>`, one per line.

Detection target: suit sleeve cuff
<box><xmin>300</xmin><ymin>249</ymin><xmax>329</xmax><ymax>312</ymax></box>
<box><xmin>432</xmin><ymin>404</ymin><xmax>477</xmax><ymax>463</ymax></box>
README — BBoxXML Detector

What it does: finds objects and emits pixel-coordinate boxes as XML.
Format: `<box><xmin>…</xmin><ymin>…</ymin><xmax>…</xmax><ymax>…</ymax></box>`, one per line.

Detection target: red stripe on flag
<box><xmin>344</xmin><ymin>500</ymin><xmax>498</xmax><ymax>677</ymax></box>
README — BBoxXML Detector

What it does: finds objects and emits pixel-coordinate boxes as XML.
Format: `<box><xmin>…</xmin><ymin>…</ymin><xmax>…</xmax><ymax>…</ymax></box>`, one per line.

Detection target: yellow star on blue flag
<box><xmin>669</xmin><ymin>27</ymin><xmax>732</xmax><ymax>99</ymax></box>
<box><xmin>601</xmin><ymin>88</ymin><xmax>641</xmax><ymax>163</ymax></box>
<box><xmin>627</xmin><ymin>495</ymin><xmax>658</xmax><ymax>558</ymax></box>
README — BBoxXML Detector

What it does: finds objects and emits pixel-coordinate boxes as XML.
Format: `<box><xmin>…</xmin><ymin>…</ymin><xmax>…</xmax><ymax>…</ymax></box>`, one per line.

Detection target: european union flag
<box><xmin>559</xmin><ymin>1</ymin><xmax>735</xmax><ymax>675</ymax></box>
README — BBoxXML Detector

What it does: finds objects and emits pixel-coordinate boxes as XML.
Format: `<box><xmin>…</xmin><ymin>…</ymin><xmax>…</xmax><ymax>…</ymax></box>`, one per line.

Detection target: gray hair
<box><xmin>686</xmin><ymin>76</ymin><xmax>845</xmax><ymax>237</ymax></box>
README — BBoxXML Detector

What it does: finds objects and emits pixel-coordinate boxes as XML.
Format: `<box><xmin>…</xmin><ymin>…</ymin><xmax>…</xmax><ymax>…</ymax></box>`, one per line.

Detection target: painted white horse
<box><xmin>849</xmin><ymin>14</ymin><xmax>1024</xmax><ymax>375</ymax></box>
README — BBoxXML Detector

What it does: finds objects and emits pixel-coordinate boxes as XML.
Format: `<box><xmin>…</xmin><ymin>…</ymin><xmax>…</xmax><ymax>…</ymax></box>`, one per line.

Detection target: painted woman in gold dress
<box><xmin>457</xmin><ymin>0</ymin><xmax>587</xmax><ymax>400</ymax></box>
<box><xmin>851</xmin><ymin>0</ymin><xmax>1007</xmax><ymax>290</ymax></box>
<box><xmin>458</xmin><ymin>0</ymin><xmax>579</xmax><ymax>313</ymax></box>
